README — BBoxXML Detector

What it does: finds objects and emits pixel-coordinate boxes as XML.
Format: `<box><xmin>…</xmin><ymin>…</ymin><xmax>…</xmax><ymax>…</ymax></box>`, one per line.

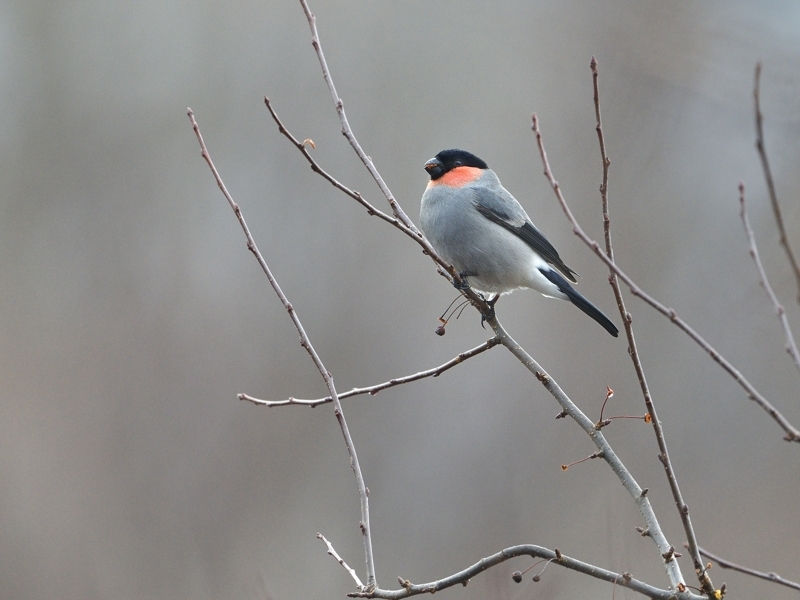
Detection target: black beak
<box><xmin>424</xmin><ymin>157</ymin><xmax>444</xmax><ymax>180</ymax></box>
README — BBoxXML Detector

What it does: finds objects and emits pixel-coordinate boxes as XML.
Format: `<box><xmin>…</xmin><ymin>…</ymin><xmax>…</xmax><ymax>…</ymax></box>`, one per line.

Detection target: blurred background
<box><xmin>2</xmin><ymin>1</ymin><xmax>800</xmax><ymax>598</ymax></box>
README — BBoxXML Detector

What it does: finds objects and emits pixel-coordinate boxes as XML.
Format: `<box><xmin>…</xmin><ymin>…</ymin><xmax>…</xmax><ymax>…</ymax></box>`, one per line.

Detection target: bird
<box><xmin>420</xmin><ymin>148</ymin><xmax>619</xmax><ymax>337</ymax></box>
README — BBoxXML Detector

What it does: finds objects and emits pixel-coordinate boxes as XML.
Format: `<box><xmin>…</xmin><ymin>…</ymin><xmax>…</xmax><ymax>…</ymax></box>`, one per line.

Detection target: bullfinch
<box><xmin>420</xmin><ymin>148</ymin><xmax>619</xmax><ymax>337</ymax></box>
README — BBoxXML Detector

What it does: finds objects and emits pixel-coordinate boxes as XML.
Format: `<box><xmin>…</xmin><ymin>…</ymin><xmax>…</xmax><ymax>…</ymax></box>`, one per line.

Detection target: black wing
<box><xmin>475</xmin><ymin>203</ymin><xmax>579</xmax><ymax>283</ymax></box>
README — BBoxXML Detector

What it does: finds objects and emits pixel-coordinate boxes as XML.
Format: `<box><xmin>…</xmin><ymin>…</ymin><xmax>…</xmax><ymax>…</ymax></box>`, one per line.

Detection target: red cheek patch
<box><xmin>428</xmin><ymin>166</ymin><xmax>484</xmax><ymax>188</ymax></box>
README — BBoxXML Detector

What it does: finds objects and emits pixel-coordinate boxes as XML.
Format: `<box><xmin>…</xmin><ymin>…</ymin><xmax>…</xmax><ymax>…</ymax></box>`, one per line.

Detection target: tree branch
<box><xmin>297</xmin><ymin>0</ymin><xmax>417</xmax><ymax>233</ymax></box>
<box><xmin>739</xmin><ymin>182</ymin><xmax>800</xmax><ymax>375</ymax></box>
<box><xmin>348</xmin><ymin>544</ymin><xmax>705</xmax><ymax>600</ymax></box>
<box><xmin>264</xmin><ymin>96</ymin><xmax>401</xmax><ymax>229</ymax></box>
<box><xmin>188</xmin><ymin>108</ymin><xmax>376</xmax><ymax>590</ymax></box>
<box><xmin>487</xmin><ymin>317</ymin><xmax>689</xmax><ymax>592</ymax></box>
<box><xmin>590</xmin><ymin>57</ymin><xmax>714</xmax><ymax>596</ymax></box>
<box><xmin>754</xmin><ymin>63</ymin><xmax>800</xmax><ymax>304</ymax></box>
<box><xmin>531</xmin><ymin>112</ymin><xmax>800</xmax><ymax>444</ymax></box>
<box><xmin>241</xmin><ymin>337</ymin><xmax>500</xmax><ymax>407</ymax></box>
<box><xmin>698</xmin><ymin>545</ymin><xmax>800</xmax><ymax>592</ymax></box>
<box><xmin>319</xmin><ymin>533</ymin><xmax>365</xmax><ymax>590</ymax></box>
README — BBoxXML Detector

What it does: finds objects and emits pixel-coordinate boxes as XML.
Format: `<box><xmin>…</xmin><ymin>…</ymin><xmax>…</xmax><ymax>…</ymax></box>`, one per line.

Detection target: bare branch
<box><xmin>264</xmin><ymin>97</ymin><xmax>400</xmax><ymax>229</ymax></box>
<box><xmin>188</xmin><ymin>108</ymin><xmax>376</xmax><ymax>591</ymax></box>
<box><xmin>754</xmin><ymin>63</ymin><xmax>800</xmax><ymax>304</ymax></box>
<box><xmin>591</xmin><ymin>56</ymin><xmax>613</xmax><ymax>261</ymax></box>
<box><xmin>348</xmin><ymin>544</ymin><xmax>705</xmax><ymax>600</ymax></box>
<box><xmin>590</xmin><ymin>57</ymin><xmax>713</xmax><ymax>596</ymax></box>
<box><xmin>739</xmin><ymin>182</ymin><xmax>800</xmax><ymax>375</ymax></box>
<box><xmin>241</xmin><ymin>337</ymin><xmax>500</xmax><ymax>407</ymax></box>
<box><xmin>297</xmin><ymin>0</ymin><xmax>417</xmax><ymax>232</ymax></box>
<box><xmin>487</xmin><ymin>318</ymin><xmax>688</xmax><ymax>591</ymax></box>
<box><xmin>531</xmin><ymin>112</ymin><xmax>800</xmax><ymax>443</ymax></box>
<box><xmin>318</xmin><ymin>533</ymin><xmax>365</xmax><ymax>590</ymax></box>
<box><xmin>698</xmin><ymin>545</ymin><xmax>800</xmax><ymax>592</ymax></box>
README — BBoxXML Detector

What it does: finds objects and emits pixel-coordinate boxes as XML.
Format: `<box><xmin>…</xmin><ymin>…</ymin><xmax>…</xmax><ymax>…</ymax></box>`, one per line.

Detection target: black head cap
<box><xmin>424</xmin><ymin>149</ymin><xmax>488</xmax><ymax>180</ymax></box>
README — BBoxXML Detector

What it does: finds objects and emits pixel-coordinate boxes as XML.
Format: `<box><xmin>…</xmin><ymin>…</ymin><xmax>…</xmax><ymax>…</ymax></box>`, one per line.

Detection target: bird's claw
<box><xmin>480</xmin><ymin>294</ymin><xmax>498</xmax><ymax>327</ymax></box>
<box><xmin>452</xmin><ymin>271</ymin><xmax>475</xmax><ymax>291</ymax></box>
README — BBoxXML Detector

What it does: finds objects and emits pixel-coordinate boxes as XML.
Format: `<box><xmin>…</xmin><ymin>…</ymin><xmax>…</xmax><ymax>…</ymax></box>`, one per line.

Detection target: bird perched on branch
<box><xmin>420</xmin><ymin>148</ymin><xmax>618</xmax><ymax>337</ymax></box>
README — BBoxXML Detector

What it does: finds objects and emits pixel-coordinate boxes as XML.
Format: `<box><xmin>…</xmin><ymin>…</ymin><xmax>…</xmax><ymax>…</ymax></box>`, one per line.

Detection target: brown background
<box><xmin>3</xmin><ymin>1</ymin><xmax>800</xmax><ymax>598</ymax></box>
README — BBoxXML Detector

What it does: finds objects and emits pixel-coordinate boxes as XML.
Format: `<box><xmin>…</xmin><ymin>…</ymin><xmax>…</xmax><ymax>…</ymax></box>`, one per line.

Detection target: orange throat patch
<box><xmin>427</xmin><ymin>166</ymin><xmax>484</xmax><ymax>188</ymax></box>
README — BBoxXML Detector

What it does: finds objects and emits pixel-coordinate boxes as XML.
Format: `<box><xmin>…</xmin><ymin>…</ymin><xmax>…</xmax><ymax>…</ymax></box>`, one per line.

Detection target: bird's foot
<box><xmin>452</xmin><ymin>271</ymin><xmax>475</xmax><ymax>290</ymax></box>
<box><xmin>480</xmin><ymin>294</ymin><xmax>499</xmax><ymax>328</ymax></box>
<box><xmin>452</xmin><ymin>279</ymin><xmax>470</xmax><ymax>291</ymax></box>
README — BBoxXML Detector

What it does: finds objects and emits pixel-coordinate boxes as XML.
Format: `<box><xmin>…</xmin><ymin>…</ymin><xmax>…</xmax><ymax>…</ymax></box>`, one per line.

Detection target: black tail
<box><xmin>541</xmin><ymin>269</ymin><xmax>619</xmax><ymax>337</ymax></box>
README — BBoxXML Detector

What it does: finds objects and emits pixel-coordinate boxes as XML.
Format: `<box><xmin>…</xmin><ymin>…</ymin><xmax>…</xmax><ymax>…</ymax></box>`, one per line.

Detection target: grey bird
<box><xmin>420</xmin><ymin>148</ymin><xmax>618</xmax><ymax>337</ymax></box>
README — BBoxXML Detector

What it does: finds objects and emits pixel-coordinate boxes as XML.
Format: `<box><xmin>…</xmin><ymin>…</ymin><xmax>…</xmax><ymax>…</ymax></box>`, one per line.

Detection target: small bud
<box><xmin>511</xmin><ymin>571</ymin><xmax>522</xmax><ymax>583</ymax></box>
<box><xmin>532</xmin><ymin>575</ymin><xmax>540</xmax><ymax>582</ymax></box>
<box><xmin>435</xmin><ymin>325</ymin><xmax>446</xmax><ymax>336</ymax></box>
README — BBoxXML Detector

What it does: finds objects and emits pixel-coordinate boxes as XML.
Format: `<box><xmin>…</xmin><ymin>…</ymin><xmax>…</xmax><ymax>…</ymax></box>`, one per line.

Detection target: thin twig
<box><xmin>264</xmin><ymin>97</ymin><xmax>400</xmax><ymax>229</ymax></box>
<box><xmin>698</xmin><ymin>545</ymin><xmax>800</xmax><ymax>592</ymax></box>
<box><xmin>487</xmin><ymin>317</ymin><xmax>688</xmax><ymax>592</ymax></box>
<box><xmin>754</xmin><ymin>63</ymin><xmax>800</xmax><ymax>304</ymax></box>
<box><xmin>348</xmin><ymin>543</ymin><xmax>704</xmax><ymax>600</ymax></box>
<box><xmin>241</xmin><ymin>337</ymin><xmax>500</xmax><ymax>407</ymax></box>
<box><xmin>591</xmin><ymin>57</ymin><xmax>613</xmax><ymax>260</ymax></box>
<box><xmin>740</xmin><ymin>182</ymin><xmax>800</xmax><ymax>374</ymax></box>
<box><xmin>318</xmin><ymin>533</ymin><xmax>365</xmax><ymax>590</ymax></box>
<box><xmin>590</xmin><ymin>57</ymin><xmax>713</xmax><ymax>596</ymax></box>
<box><xmin>188</xmin><ymin>108</ymin><xmax>376</xmax><ymax>590</ymax></box>
<box><xmin>297</xmin><ymin>0</ymin><xmax>418</xmax><ymax>233</ymax></box>
<box><xmin>531</xmin><ymin>113</ymin><xmax>800</xmax><ymax>444</ymax></box>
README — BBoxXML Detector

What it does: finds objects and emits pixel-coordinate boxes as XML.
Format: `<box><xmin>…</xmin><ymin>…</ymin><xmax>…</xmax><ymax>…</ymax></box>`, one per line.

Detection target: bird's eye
<box><xmin>454</xmin><ymin>160</ymin><xmax>462</xmax><ymax>167</ymax></box>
